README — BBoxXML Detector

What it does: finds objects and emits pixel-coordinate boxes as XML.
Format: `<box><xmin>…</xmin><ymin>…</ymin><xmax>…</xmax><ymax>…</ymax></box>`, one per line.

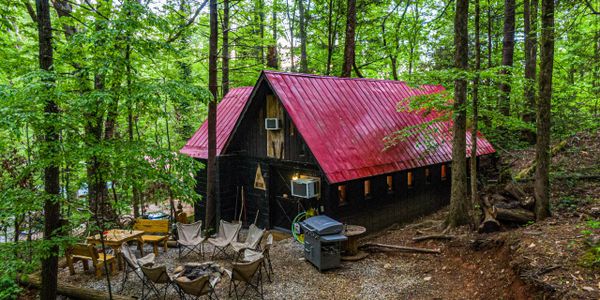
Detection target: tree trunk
<box><xmin>446</xmin><ymin>0</ymin><xmax>470</xmax><ymax>227</ymax></box>
<box><xmin>222</xmin><ymin>0</ymin><xmax>230</xmax><ymax>95</ymax></box>
<box><xmin>471</xmin><ymin>0</ymin><xmax>481</xmax><ymax>209</ymax></box>
<box><xmin>498</xmin><ymin>0</ymin><xmax>515</xmax><ymax>116</ymax></box>
<box><xmin>36</xmin><ymin>0</ymin><xmax>60</xmax><ymax>298</ymax></box>
<box><xmin>341</xmin><ymin>0</ymin><xmax>356</xmax><ymax>77</ymax></box>
<box><xmin>125</xmin><ymin>20</ymin><xmax>140</xmax><ymax>218</ymax></box>
<box><xmin>206</xmin><ymin>0</ymin><xmax>218</xmax><ymax>230</ymax></box>
<box><xmin>298</xmin><ymin>0</ymin><xmax>308</xmax><ymax>73</ymax></box>
<box><xmin>257</xmin><ymin>0</ymin><xmax>265</xmax><ymax>64</ymax></box>
<box><xmin>523</xmin><ymin>0</ymin><xmax>538</xmax><ymax>144</ymax></box>
<box><xmin>326</xmin><ymin>0</ymin><xmax>334</xmax><ymax>75</ymax></box>
<box><xmin>266</xmin><ymin>0</ymin><xmax>278</xmax><ymax>69</ymax></box>
<box><xmin>534</xmin><ymin>0</ymin><xmax>554</xmax><ymax>220</ymax></box>
<box><xmin>285</xmin><ymin>0</ymin><xmax>295</xmax><ymax>71</ymax></box>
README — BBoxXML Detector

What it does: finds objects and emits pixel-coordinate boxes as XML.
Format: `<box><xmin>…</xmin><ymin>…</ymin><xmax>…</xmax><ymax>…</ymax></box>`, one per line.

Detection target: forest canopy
<box><xmin>0</xmin><ymin>0</ymin><xmax>598</xmax><ymax>298</ymax></box>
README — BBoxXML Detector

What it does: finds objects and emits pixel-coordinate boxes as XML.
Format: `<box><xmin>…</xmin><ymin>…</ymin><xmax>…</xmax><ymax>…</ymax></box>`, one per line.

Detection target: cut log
<box><xmin>19</xmin><ymin>273</ymin><xmax>135</xmax><ymax>300</ymax></box>
<box><xmin>412</xmin><ymin>234</ymin><xmax>455</xmax><ymax>242</ymax></box>
<box><xmin>494</xmin><ymin>200</ymin><xmax>521</xmax><ymax>209</ymax></box>
<box><xmin>478</xmin><ymin>206</ymin><xmax>501</xmax><ymax>233</ymax></box>
<box><xmin>490</xmin><ymin>193</ymin><xmax>508</xmax><ymax>204</ymax></box>
<box><xmin>360</xmin><ymin>242</ymin><xmax>441</xmax><ymax>254</ymax></box>
<box><xmin>503</xmin><ymin>182</ymin><xmax>527</xmax><ymax>200</ymax></box>
<box><xmin>495</xmin><ymin>206</ymin><xmax>535</xmax><ymax>223</ymax></box>
<box><xmin>520</xmin><ymin>196</ymin><xmax>535</xmax><ymax>209</ymax></box>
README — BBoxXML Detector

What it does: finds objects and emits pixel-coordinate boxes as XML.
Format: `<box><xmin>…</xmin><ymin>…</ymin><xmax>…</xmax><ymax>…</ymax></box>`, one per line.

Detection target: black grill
<box><xmin>300</xmin><ymin>215</ymin><xmax>347</xmax><ymax>272</ymax></box>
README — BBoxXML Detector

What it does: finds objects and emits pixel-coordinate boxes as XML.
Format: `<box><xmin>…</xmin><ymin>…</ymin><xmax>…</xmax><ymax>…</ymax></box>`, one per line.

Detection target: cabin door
<box><xmin>268</xmin><ymin>166</ymin><xmax>302</xmax><ymax>231</ymax></box>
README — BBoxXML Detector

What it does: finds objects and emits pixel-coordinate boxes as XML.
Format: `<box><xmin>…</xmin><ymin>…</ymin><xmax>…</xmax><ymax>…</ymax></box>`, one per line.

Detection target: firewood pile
<box><xmin>478</xmin><ymin>182</ymin><xmax>536</xmax><ymax>233</ymax></box>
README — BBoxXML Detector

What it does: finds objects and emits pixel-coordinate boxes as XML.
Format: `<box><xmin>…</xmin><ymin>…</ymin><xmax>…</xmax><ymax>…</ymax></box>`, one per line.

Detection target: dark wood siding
<box><xmin>227</xmin><ymin>80</ymin><xmax>317</xmax><ymax>165</ymax></box>
<box><xmin>324</xmin><ymin>163</ymin><xmax>452</xmax><ymax>232</ymax></box>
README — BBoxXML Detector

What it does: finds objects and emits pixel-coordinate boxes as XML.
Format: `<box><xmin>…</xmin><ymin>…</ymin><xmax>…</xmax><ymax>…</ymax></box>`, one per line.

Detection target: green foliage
<box><xmin>0</xmin><ymin>0</ymin><xmax>598</xmax><ymax>296</ymax></box>
<box><xmin>580</xmin><ymin>220</ymin><xmax>600</xmax><ymax>269</ymax></box>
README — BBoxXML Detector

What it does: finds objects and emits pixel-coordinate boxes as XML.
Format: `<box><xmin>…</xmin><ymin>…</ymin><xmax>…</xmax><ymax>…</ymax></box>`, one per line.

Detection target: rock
<box><xmin>528</xmin><ymin>243</ymin><xmax>536</xmax><ymax>248</ymax></box>
<box><xmin>384</xmin><ymin>263</ymin><xmax>392</xmax><ymax>269</ymax></box>
<box><xmin>582</xmin><ymin>286</ymin><xmax>594</xmax><ymax>292</ymax></box>
<box><xmin>424</xmin><ymin>276</ymin><xmax>432</xmax><ymax>281</ymax></box>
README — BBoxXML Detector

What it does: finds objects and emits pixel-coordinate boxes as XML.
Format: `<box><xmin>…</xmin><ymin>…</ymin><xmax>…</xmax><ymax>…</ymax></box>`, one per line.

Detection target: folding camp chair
<box><xmin>140</xmin><ymin>264</ymin><xmax>180</xmax><ymax>299</ymax></box>
<box><xmin>231</xmin><ymin>224</ymin><xmax>264</xmax><ymax>261</ymax></box>
<box><xmin>175</xmin><ymin>274</ymin><xmax>221</xmax><ymax>300</ymax></box>
<box><xmin>242</xmin><ymin>233</ymin><xmax>273</xmax><ymax>282</ymax></box>
<box><xmin>226</xmin><ymin>255</ymin><xmax>265</xmax><ymax>300</ymax></box>
<box><xmin>177</xmin><ymin>221</ymin><xmax>206</xmax><ymax>259</ymax></box>
<box><xmin>207</xmin><ymin>220</ymin><xmax>241</xmax><ymax>259</ymax></box>
<box><xmin>120</xmin><ymin>243</ymin><xmax>155</xmax><ymax>292</ymax></box>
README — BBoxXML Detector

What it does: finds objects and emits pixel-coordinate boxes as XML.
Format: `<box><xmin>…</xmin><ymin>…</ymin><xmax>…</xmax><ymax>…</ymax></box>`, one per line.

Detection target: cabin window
<box><xmin>425</xmin><ymin>168</ymin><xmax>431</xmax><ymax>184</ymax></box>
<box><xmin>364</xmin><ymin>180</ymin><xmax>371</xmax><ymax>198</ymax></box>
<box><xmin>386</xmin><ymin>175</ymin><xmax>394</xmax><ymax>193</ymax></box>
<box><xmin>441</xmin><ymin>165</ymin><xmax>447</xmax><ymax>181</ymax></box>
<box><xmin>407</xmin><ymin>171</ymin><xmax>414</xmax><ymax>188</ymax></box>
<box><xmin>338</xmin><ymin>185</ymin><xmax>347</xmax><ymax>206</ymax></box>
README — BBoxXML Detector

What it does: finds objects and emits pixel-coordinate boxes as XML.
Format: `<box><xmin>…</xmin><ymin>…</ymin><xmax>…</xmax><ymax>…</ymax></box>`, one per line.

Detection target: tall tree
<box><xmin>285</xmin><ymin>0</ymin><xmax>296</xmax><ymax>71</ymax></box>
<box><xmin>36</xmin><ymin>0</ymin><xmax>61</xmax><ymax>298</ymax></box>
<box><xmin>498</xmin><ymin>0</ymin><xmax>515</xmax><ymax>116</ymax></box>
<box><xmin>471</xmin><ymin>0</ymin><xmax>481</xmax><ymax>208</ymax></box>
<box><xmin>298</xmin><ymin>0</ymin><xmax>308</xmax><ymax>72</ymax></box>
<box><xmin>222</xmin><ymin>0</ymin><xmax>230</xmax><ymax>95</ymax></box>
<box><xmin>326</xmin><ymin>0</ymin><xmax>335</xmax><ymax>75</ymax></box>
<box><xmin>206</xmin><ymin>0</ymin><xmax>218</xmax><ymax>230</ymax></box>
<box><xmin>534</xmin><ymin>0</ymin><xmax>554</xmax><ymax>220</ymax></box>
<box><xmin>523</xmin><ymin>0</ymin><xmax>538</xmax><ymax>144</ymax></box>
<box><xmin>266</xmin><ymin>0</ymin><xmax>278</xmax><ymax>69</ymax></box>
<box><xmin>341</xmin><ymin>0</ymin><xmax>356</xmax><ymax>77</ymax></box>
<box><xmin>447</xmin><ymin>0</ymin><xmax>470</xmax><ymax>227</ymax></box>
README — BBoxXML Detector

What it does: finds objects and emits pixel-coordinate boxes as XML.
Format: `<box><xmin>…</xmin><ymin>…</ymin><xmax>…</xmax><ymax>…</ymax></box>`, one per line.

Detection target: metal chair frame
<box><xmin>227</xmin><ymin>258</ymin><xmax>265</xmax><ymax>300</ymax></box>
<box><xmin>140</xmin><ymin>265</ymin><xmax>181</xmax><ymax>300</ymax></box>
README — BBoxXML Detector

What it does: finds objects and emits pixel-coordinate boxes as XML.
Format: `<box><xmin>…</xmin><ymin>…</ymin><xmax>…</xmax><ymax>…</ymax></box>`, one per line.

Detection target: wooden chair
<box><xmin>134</xmin><ymin>219</ymin><xmax>170</xmax><ymax>256</ymax></box>
<box><xmin>66</xmin><ymin>243</ymin><xmax>116</xmax><ymax>278</ymax></box>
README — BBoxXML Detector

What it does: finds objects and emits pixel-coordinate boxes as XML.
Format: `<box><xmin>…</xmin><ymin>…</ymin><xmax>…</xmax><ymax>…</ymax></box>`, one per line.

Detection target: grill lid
<box><xmin>300</xmin><ymin>215</ymin><xmax>343</xmax><ymax>235</ymax></box>
<box><xmin>319</xmin><ymin>234</ymin><xmax>348</xmax><ymax>242</ymax></box>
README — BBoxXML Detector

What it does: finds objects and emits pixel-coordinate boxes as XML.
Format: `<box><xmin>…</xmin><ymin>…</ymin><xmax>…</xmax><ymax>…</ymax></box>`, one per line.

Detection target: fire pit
<box><xmin>174</xmin><ymin>262</ymin><xmax>224</xmax><ymax>281</ymax></box>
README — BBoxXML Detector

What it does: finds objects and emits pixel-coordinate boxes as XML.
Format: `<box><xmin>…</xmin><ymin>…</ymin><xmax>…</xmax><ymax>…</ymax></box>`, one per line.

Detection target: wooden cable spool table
<box><xmin>341</xmin><ymin>225</ymin><xmax>368</xmax><ymax>261</ymax></box>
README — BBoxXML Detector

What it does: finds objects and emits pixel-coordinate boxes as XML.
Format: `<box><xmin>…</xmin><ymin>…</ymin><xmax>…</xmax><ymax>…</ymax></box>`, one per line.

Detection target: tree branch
<box><xmin>584</xmin><ymin>0</ymin><xmax>600</xmax><ymax>15</ymax></box>
<box><xmin>23</xmin><ymin>0</ymin><xmax>37</xmax><ymax>23</ymax></box>
<box><xmin>166</xmin><ymin>0</ymin><xmax>209</xmax><ymax>43</ymax></box>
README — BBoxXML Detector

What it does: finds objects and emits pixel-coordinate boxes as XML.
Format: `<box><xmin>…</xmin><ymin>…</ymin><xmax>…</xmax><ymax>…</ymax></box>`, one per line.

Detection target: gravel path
<box><xmin>57</xmin><ymin>230</ymin><xmax>425</xmax><ymax>299</ymax></box>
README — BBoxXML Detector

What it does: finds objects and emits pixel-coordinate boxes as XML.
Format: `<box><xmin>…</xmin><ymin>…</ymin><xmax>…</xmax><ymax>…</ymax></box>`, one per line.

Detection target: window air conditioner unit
<box><xmin>265</xmin><ymin>118</ymin><xmax>280</xmax><ymax>130</ymax></box>
<box><xmin>291</xmin><ymin>178</ymin><xmax>319</xmax><ymax>199</ymax></box>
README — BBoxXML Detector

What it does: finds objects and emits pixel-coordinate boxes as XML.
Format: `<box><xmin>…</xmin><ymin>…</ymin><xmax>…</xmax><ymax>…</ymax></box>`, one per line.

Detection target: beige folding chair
<box><xmin>231</xmin><ymin>224</ymin><xmax>265</xmax><ymax>261</ymax></box>
<box><xmin>120</xmin><ymin>243</ymin><xmax>155</xmax><ymax>292</ymax></box>
<box><xmin>140</xmin><ymin>264</ymin><xmax>179</xmax><ymax>299</ymax></box>
<box><xmin>177</xmin><ymin>221</ymin><xmax>206</xmax><ymax>259</ymax></box>
<box><xmin>243</xmin><ymin>233</ymin><xmax>273</xmax><ymax>282</ymax></box>
<box><xmin>176</xmin><ymin>274</ymin><xmax>220</xmax><ymax>300</ymax></box>
<box><xmin>207</xmin><ymin>220</ymin><xmax>241</xmax><ymax>259</ymax></box>
<box><xmin>226</xmin><ymin>255</ymin><xmax>265</xmax><ymax>300</ymax></box>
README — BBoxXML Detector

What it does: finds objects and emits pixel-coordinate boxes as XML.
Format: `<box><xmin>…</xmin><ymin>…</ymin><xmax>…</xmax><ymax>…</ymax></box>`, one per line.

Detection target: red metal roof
<box><xmin>263</xmin><ymin>71</ymin><xmax>495</xmax><ymax>183</ymax></box>
<box><xmin>180</xmin><ymin>72</ymin><xmax>495</xmax><ymax>184</ymax></box>
<box><xmin>180</xmin><ymin>87</ymin><xmax>253</xmax><ymax>159</ymax></box>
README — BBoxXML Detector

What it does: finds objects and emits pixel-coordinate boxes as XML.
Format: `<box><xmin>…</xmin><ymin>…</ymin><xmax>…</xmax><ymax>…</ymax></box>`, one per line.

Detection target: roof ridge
<box><xmin>262</xmin><ymin>70</ymin><xmax>442</xmax><ymax>87</ymax></box>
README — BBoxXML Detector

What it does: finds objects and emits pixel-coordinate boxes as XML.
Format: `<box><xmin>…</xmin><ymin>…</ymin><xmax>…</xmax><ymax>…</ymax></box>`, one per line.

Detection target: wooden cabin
<box><xmin>180</xmin><ymin>71</ymin><xmax>495</xmax><ymax>232</ymax></box>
